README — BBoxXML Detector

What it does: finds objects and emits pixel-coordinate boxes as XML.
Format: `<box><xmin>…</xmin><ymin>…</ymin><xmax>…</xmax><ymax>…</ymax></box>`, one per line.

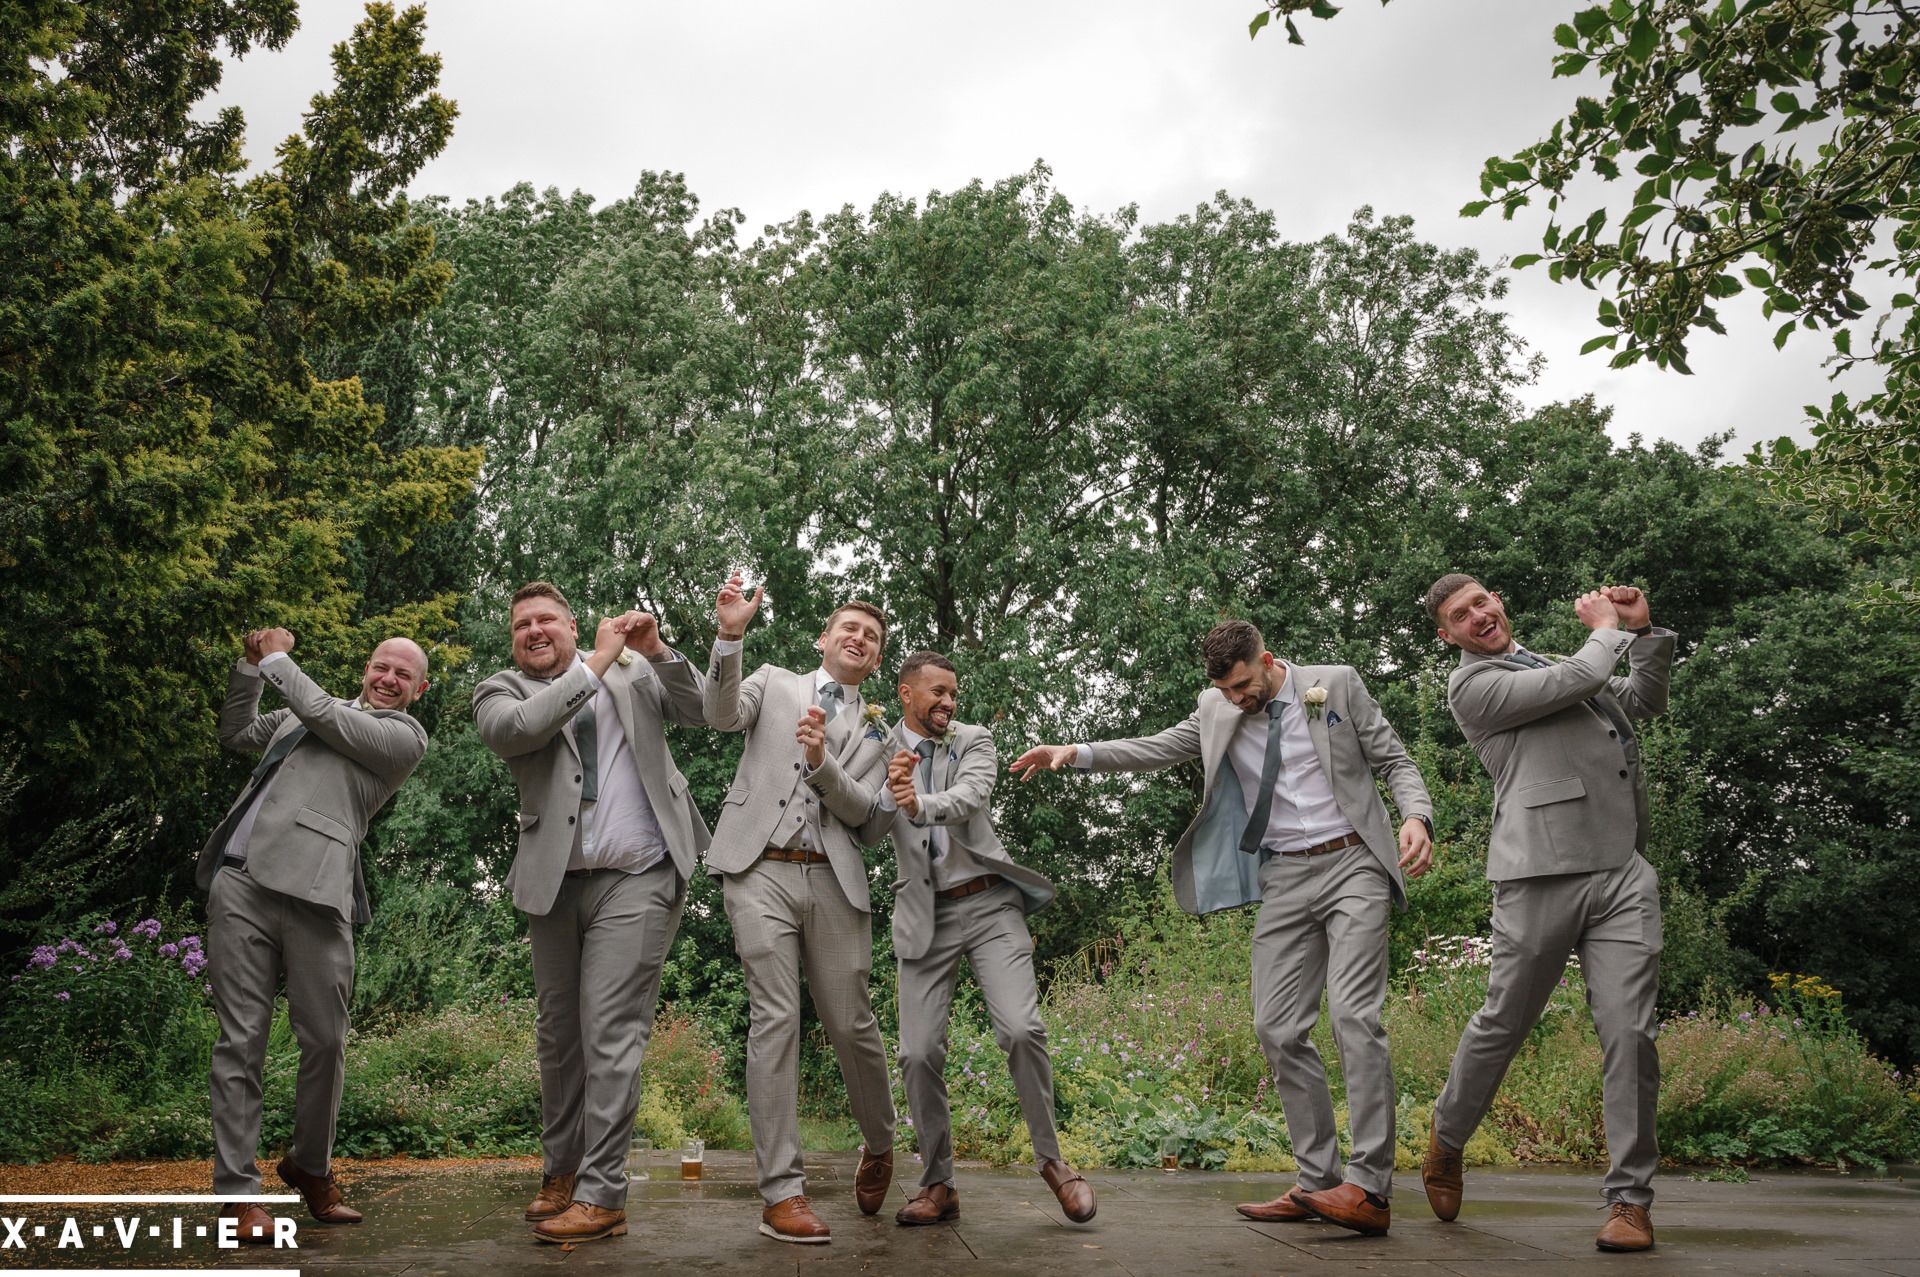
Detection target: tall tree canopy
<box><xmin>0</xmin><ymin>1</ymin><xmax>479</xmax><ymax>929</ymax></box>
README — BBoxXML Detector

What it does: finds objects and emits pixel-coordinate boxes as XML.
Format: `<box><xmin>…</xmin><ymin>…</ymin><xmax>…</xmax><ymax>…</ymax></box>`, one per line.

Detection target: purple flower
<box><xmin>158</xmin><ymin>943</ymin><xmax>178</xmax><ymax>958</ymax></box>
<box><xmin>181</xmin><ymin>936</ymin><xmax>202</xmax><ymax>952</ymax></box>
<box><xmin>28</xmin><ymin>946</ymin><xmax>56</xmax><ymax>970</ymax></box>
<box><xmin>132</xmin><ymin>919</ymin><xmax>162</xmax><ymax>940</ymax></box>
<box><xmin>93</xmin><ymin>921</ymin><xmax>118</xmax><ymax>935</ymax></box>
<box><xmin>181</xmin><ymin>952</ymin><xmax>208</xmax><ymax>977</ymax></box>
<box><xmin>112</xmin><ymin>946</ymin><xmax>132</xmax><ymax>961</ymax></box>
<box><xmin>203</xmin><ymin>982</ymin><xmax>213</xmax><ymax>995</ymax></box>
<box><xmin>55</xmin><ymin>991</ymin><xmax>70</xmax><ymax>1002</ymax></box>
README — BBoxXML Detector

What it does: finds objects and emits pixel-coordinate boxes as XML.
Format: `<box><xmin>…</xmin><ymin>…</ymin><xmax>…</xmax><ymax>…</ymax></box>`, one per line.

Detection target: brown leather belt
<box><xmin>936</xmin><ymin>872</ymin><xmax>1003</xmax><ymax>901</ymax></box>
<box><xmin>1277</xmin><ymin>831</ymin><xmax>1366</xmax><ymax>859</ymax></box>
<box><xmin>762</xmin><ymin>847</ymin><xmax>831</xmax><ymax>865</ymax></box>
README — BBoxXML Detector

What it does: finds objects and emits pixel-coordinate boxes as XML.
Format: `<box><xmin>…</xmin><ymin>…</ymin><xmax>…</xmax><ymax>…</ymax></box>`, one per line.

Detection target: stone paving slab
<box><xmin>1</xmin><ymin>1151</ymin><xmax>1912</xmax><ymax>1274</ymax></box>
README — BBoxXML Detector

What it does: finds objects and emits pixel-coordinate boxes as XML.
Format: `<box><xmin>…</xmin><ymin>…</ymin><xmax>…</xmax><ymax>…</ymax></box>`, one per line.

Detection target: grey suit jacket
<box><xmin>1088</xmin><ymin>664</ymin><xmax>1432</xmax><ymax>916</ymax></box>
<box><xmin>198</xmin><ymin>657</ymin><xmax>428</xmax><ymax>924</ymax></box>
<box><xmin>473</xmin><ymin>650</ymin><xmax>711</xmax><ymax>917</ymax></box>
<box><xmin>1448</xmin><ymin>627</ymin><xmax>1675</xmax><ymax>881</ymax></box>
<box><xmin>854</xmin><ymin>722</ymin><xmax>1055</xmax><ymax>961</ymax></box>
<box><xmin>702</xmin><ymin>643</ymin><xmax>890</xmax><ymax>913</ymax></box>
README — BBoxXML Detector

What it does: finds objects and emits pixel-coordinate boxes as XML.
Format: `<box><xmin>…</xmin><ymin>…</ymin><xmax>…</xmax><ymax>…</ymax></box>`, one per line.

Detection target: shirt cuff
<box><xmin>712</xmin><ymin>638</ymin><xmax>743</xmax><ymax>656</ymax></box>
<box><xmin>877</xmin><ymin>790</ymin><xmax>898</xmax><ymax>814</ymax></box>
<box><xmin>1073</xmin><ymin>744</ymin><xmax>1093</xmax><ymax>769</ymax></box>
<box><xmin>259</xmin><ymin>651</ymin><xmax>290</xmax><ymax>669</ymax></box>
<box><xmin>581</xmin><ymin>663</ymin><xmax>605</xmax><ymax>690</ymax></box>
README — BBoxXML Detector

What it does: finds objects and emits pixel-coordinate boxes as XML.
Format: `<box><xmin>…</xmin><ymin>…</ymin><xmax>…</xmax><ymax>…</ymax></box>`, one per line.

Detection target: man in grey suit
<box><xmin>473</xmin><ymin>581</ymin><xmax>711</xmax><ymax>1245</ymax></box>
<box><xmin>856</xmin><ymin>651</ymin><xmax>1096</xmax><ymax>1227</ymax></box>
<box><xmin>703</xmin><ymin>575</ymin><xmax>895</xmax><ymax>1244</ymax></box>
<box><xmin>1013</xmin><ymin>619</ymin><xmax>1431</xmax><ymax>1236</ymax></box>
<box><xmin>1421</xmin><ymin>576</ymin><xmax>1673</xmax><ymax>1253</ymax></box>
<box><xmin>201</xmin><ymin>627</ymin><xmax>429</xmax><ymax>1243</ymax></box>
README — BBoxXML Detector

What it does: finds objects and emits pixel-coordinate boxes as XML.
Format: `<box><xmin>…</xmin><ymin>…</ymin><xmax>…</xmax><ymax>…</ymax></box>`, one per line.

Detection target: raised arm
<box><xmin>259</xmin><ymin>655</ymin><xmax>427</xmax><ymax>781</ymax></box>
<box><xmin>1009</xmin><ymin>710</ymin><xmax>1204</xmax><ymax>781</ymax></box>
<box><xmin>472</xmin><ymin>662</ymin><xmax>598</xmax><ymax>759</ymax></box>
<box><xmin>1449</xmin><ymin>628</ymin><xmax>1635</xmax><ymax>738</ymax></box>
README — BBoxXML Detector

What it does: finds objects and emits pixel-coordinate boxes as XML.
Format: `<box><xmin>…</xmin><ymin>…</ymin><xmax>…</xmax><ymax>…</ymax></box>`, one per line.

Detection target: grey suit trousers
<box><xmin>897</xmin><ymin>881</ymin><xmax>1061</xmax><ymax>1187</ymax></box>
<box><xmin>528</xmin><ymin>859</ymin><xmax>685</xmax><ymax>1210</ymax></box>
<box><xmin>1251</xmin><ymin>843</ymin><xmax>1396</xmax><ymax>1198</ymax></box>
<box><xmin>207</xmin><ymin>863</ymin><xmax>355</xmax><ymax>1194</ymax></box>
<box><xmin>724</xmin><ymin>857</ymin><xmax>895</xmax><ymax>1204</ymax></box>
<box><xmin>1434</xmin><ymin>853</ymin><xmax>1662</xmax><ymax>1206</ymax></box>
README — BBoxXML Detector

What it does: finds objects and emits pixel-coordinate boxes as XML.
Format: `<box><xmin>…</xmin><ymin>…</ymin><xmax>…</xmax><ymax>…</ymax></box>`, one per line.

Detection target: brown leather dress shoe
<box><xmin>1422</xmin><ymin>1119</ymin><xmax>1464</xmax><ymax>1222</ymax></box>
<box><xmin>275</xmin><ymin>1156</ymin><xmax>362</xmax><ymax>1224</ymax></box>
<box><xmin>855</xmin><ymin>1146</ymin><xmax>893</xmax><ymax>1215</ymax></box>
<box><xmin>217</xmin><ymin>1202</ymin><xmax>278</xmax><ymax>1245</ymax></box>
<box><xmin>895</xmin><ymin>1182</ymin><xmax>961</xmax><ymax>1226</ymax></box>
<box><xmin>1595</xmin><ymin>1201</ymin><xmax>1655</xmax><ymax>1252</ymax></box>
<box><xmin>524</xmin><ymin>1172</ymin><xmax>576</xmax><ymax>1221</ymax></box>
<box><xmin>1040</xmin><ymin>1158</ymin><xmax>1097</xmax><ymax>1223</ymax></box>
<box><xmin>1235</xmin><ymin>1187</ymin><xmax>1317</xmax><ymax>1222</ymax></box>
<box><xmin>760</xmin><ymin>1194</ymin><xmax>831</xmax><ymax>1244</ymax></box>
<box><xmin>531</xmin><ymin>1201</ymin><xmax>628</xmax><ymax>1244</ymax></box>
<box><xmin>1293</xmin><ymin>1182</ymin><xmax>1390</xmax><ymax>1236</ymax></box>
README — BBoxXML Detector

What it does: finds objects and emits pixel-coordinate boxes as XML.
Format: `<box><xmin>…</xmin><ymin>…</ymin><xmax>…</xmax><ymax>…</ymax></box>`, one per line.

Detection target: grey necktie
<box><xmin>249</xmin><ymin>723</ymin><xmax>308</xmax><ymax>784</ymax></box>
<box><xmin>817</xmin><ymin>681</ymin><xmax>845</xmax><ymax>722</ymax></box>
<box><xmin>574</xmin><ymin>702</ymin><xmax>599</xmax><ymax>804</ymax></box>
<box><xmin>1509</xmin><ymin>648</ymin><xmax>1636</xmax><ymax>745</ymax></box>
<box><xmin>1238</xmin><ymin>699</ymin><xmax>1288</xmax><ymax>855</ymax></box>
<box><xmin>916</xmin><ymin>738</ymin><xmax>942</xmax><ymax>859</ymax></box>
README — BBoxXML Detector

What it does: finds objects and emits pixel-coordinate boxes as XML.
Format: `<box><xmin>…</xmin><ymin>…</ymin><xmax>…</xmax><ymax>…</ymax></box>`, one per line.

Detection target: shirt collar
<box><xmin>1269</xmin><ymin>661</ymin><xmax>1299</xmax><ymax>708</ymax></box>
<box><xmin>813</xmin><ymin>666</ymin><xmax>857</xmax><ymax>701</ymax></box>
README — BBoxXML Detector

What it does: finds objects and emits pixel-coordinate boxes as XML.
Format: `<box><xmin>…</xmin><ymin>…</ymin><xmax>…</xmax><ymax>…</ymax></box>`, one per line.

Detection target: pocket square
<box><xmin>1326</xmin><ymin>710</ymin><xmax>1343</xmax><ymax>727</ymax></box>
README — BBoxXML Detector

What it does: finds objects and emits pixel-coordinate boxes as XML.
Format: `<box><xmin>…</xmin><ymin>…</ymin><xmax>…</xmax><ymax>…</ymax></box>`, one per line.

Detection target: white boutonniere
<box><xmin>1303</xmin><ymin>686</ymin><xmax>1328</xmax><ymax>721</ymax></box>
<box><xmin>939</xmin><ymin>726</ymin><xmax>957</xmax><ymax>748</ymax></box>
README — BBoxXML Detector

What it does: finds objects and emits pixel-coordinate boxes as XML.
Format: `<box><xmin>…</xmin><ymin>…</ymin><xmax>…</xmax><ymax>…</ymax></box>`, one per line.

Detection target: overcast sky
<box><xmin>209</xmin><ymin>0</ymin><xmax>1871</xmax><ymax>455</ymax></box>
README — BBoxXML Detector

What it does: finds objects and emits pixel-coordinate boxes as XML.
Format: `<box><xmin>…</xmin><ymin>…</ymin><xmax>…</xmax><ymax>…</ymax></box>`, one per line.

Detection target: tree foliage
<box><xmin>1252</xmin><ymin>0</ymin><xmax>1920</xmax><ymax>607</ymax></box>
<box><xmin>0</xmin><ymin>1</ymin><xmax>479</xmax><ymax>928</ymax></box>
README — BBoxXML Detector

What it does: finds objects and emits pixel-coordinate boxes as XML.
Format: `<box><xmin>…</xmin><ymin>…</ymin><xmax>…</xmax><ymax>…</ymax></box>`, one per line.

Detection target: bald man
<box><xmin>199</xmin><ymin>628</ymin><xmax>431</xmax><ymax>1241</ymax></box>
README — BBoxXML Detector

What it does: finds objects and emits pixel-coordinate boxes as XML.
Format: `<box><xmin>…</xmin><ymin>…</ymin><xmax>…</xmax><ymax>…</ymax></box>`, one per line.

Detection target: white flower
<box><xmin>1303</xmin><ymin>687</ymin><xmax>1328</xmax><ymax>705</ymax></box>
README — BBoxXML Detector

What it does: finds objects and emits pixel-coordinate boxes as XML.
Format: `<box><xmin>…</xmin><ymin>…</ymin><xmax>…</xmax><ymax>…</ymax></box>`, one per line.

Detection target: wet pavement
<box><xmin>3</xmin><ymin>1150</ymin><xmax>1916</xmax><ymax>1275</ymax></box>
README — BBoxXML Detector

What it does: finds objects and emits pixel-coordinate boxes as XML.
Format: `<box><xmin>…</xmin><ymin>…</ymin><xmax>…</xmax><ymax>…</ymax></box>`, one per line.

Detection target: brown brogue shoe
<box><xmin>1294</xmin><ymin>1182</ymin><xmax>1390</xmax><ymax>1236</ymax></box>
<box><xmin>895</xmin><ymin>1182</ymin><xmax>960</xmax><ymax>1226</ymax></box>
<box><xmin>275</xmin><ymin>1156</ymin><xmax>362</xmax><ymax>1225</ymax></box>
<box><xmin>1040</xmin><ymin>1158</ymin><xmax>1097</xmax><ymax>1223</ymax></box>
<box><xmin>760</xmin><ymin>1194</ymin><xmax>831</xmax><ymax>1243</ymax></box>
<box><xmin>1422</xmin><ymin>1119</ymin><xmax>1464</xmax><ymax>1222</ymax></box>
<box><xmin>523</xmin><ymin>1171</ymin><xmax>576</xmax><ymax>1221</ymax></box>
<box><xmin>1595</xmin><ymin>1201</ymin><xmax>1655</xmax><ymax>1252</ymax></box>
<box><xmin>1235</xmin><ymin>1186</ymin><xmax>1318</xmax><ymax>1222</ymax></box>
<box><xmin>531</xmin><ymin>1201</ymin><xmax>627</xmax><ymax>1244</ymax></box>
<box><xmin>854</xmin><ymin>1145</ymin><xmax>893</xmax><ymax>1215</ymax></box>
<box><xmin>217</xmin><ymin>1202</ymin><xmax>278</xmax><ymax>1245</ymax></box>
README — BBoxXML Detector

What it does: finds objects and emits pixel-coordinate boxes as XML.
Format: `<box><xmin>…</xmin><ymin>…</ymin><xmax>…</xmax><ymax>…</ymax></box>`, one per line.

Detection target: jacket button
<box><xmin>1619</xmin><ymin>769</ymin><xmax>1628</xmax><ymax>778</ymax></box>
<box><xmin>568</xmin><ymin>815</ymin><xmax>577</xmax><ymax>825</ymax></box>
<box><xmin>778</xmin><ymin>800</ymin><xmax>786</xmax><ymax>808</ymax></box>
<box><xmin>1608</xmin><ymin>730</ymin><xmax>1617</xmax><ymax>738</ymax></box>
<box><xmin>574</xmin><ymin>774</ymin><xmax>582</xmax><ymax>783</ymax></box>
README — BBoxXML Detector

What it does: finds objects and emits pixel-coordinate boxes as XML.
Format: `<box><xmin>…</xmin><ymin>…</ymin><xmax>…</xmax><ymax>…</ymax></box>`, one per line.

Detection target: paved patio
<box><xmin>5</xmin><ymin>1150</ymin><xmax>1916</xmax><ymax>1275</ymax></box>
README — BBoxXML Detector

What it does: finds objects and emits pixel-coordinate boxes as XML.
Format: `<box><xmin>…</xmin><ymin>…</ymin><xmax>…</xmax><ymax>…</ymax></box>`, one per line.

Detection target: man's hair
<box><xmin>1423</xmin><ymin>573</ymin><xmax>1484</xmax><ymax>622</ymax></box>
<box><xmin>1202</xmin><ymin>620</ymin><xmax>1264</xmax><ymax>681</ymax></box>
<box><xmin>898</xmin><ymin>650</ymin><xmax>956</xmax><ymax>685</ymax></box>
<box><xmin>511</xmin><ymin>580</ymin><xmax>572</xmax><ymax>613</ymax></box>
<box><xmin>826</xmin><ymin>599</ymin><xmax>888</xmax><ymax>641</ymax></box>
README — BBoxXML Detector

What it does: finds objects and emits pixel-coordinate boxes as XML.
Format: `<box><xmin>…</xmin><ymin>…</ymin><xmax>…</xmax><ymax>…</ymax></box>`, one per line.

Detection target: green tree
<box><xmin>1252</xmin><ymin>0</ymin><xmax>1920</xmax><ymax>604</ymax></box>
<box><xmin>0</xmin><ymin>1</ymin><xmax>479</xmax><ymax>932</ymax></box>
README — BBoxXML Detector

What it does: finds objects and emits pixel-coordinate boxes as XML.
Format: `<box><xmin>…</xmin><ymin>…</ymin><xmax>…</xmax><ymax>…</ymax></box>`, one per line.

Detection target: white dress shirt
<box><xmin>569</xmin><ymin>655</ymin><xmax>672</xmax><ymax>874</ymax></box>
<box><xmin>1078</xmin><ymin>662</ymin><xmax>1354</xmax><ymax>854</ymax></box>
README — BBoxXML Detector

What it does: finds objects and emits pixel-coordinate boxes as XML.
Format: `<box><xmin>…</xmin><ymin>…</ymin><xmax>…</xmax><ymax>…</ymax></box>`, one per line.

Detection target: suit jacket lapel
<box><xmin>1300</xmin><ymin>667</ymin><xmax>1334</xmax><ymax>780</ymax></box>
<box><xmin>829</xmin><ymin>685</ymin><xmax>863</xmax><ymax>761</ymax></box>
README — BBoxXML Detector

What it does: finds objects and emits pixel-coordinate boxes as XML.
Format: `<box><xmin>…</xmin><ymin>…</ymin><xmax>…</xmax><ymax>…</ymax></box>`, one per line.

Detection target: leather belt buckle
<box><xmin>222</xmin><ymin>855</ymin><xmax>247</xmax><ymax>873</ymax></box>
<box><xmin>1279</xmin><ymin>831</ymin><xmax>1363</xmax><ymax>859</ymax></box>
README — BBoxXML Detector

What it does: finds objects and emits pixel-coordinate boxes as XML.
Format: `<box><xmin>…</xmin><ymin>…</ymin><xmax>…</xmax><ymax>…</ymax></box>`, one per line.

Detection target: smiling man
<box><xmin>702</xmin><ymin>577</ymin><xmax>896</xmax><ymax>1244</ymax></box>
<box><xmin>199</xmin><ymin>628</ymin><xmax>430</xmax><ymax>1242</ymax></box>
<box><xmin>855</xmin><ymin>652</ymin><xmax>1092</xmax><ymax>1227</ymax></box>
<box><xmin>1420</xmin><ymin>575</ymin><xmax>1675</xmax><ymax>1253</ymax></box>
<box><xmin>1012</xmin><ymin>619</ymin><xmax>1431</xmax><ymax>1236</ymax></box>
<box><xmin>473</xmin><ymin>581</ymin><xmax>711</xmax><ymax>1245</ymax></box>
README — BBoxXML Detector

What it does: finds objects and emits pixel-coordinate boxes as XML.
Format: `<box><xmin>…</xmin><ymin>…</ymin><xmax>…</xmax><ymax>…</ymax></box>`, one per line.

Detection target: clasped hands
<box><xmin>242</xmin><ymin>627</ymin><xmax>295</xmax><ymax>663</ymax></box>
<box><xmin>1574</xmin><ymin>585</ymin><xmax>1651</xmax><ymax>632</ymax></box>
